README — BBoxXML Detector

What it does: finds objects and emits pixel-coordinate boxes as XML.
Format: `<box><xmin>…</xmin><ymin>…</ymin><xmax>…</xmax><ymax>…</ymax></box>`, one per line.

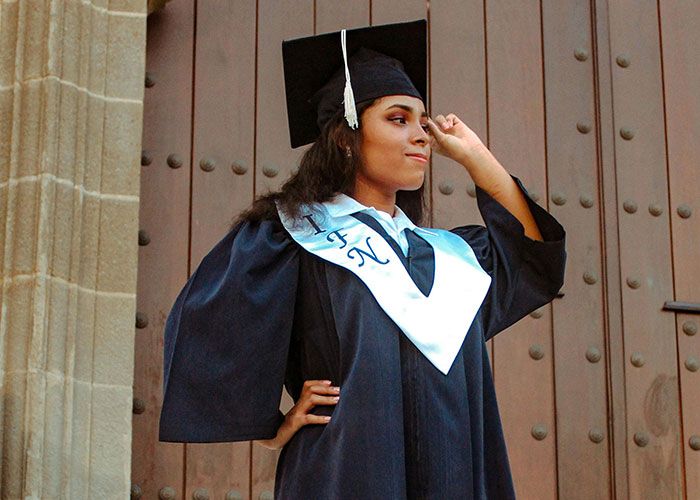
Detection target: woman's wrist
<box><xmin>254</xmin><ymin>417</ymin><xmax>295</xmax><ymax>450</ymax></box>
<box><xmin>458</xmin><ymin>144</ymin><xmax>512</xmax><ymax>196</ymax></box>
<box><xmin>457</xmin><ymin>142</ymin><xmax>490</xmax><ymax>171</ymax></box>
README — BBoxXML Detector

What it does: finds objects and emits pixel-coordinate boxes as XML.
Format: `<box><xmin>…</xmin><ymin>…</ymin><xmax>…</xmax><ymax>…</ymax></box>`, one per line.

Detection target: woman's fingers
<box><xmin>295</xmin><ymin>379</ymin><xmax>340</xmax><ymax>414</ymax></box>
<box><xmin>286</xmin><ymin>378</ymin><xmax>340</xmax><ymax>429</ymax></box>
<box><xmin>282</xmin><ymin>378</ymin><xmax>339</xmax><ymax>436</ymax></box>
<box><xmin>433</xmin><ymin>113</ymin><xmax>457</xmax><ymax>131</ymax></box>
<box><xmin>433</xmin><ymin>114</ymin><xmax>450</xmax><ymax>130</ymax></box>
<box><xmin>309</xmin><ymin>393</ymin><xmax>340</xmax><ymax>405</ymax></box>
<box><xmin>427</xmin><ymin>118</ymin><xmax>447</xmax><ymax>141</ymax></box>
<box><xmin>309</xmin><ymin>384</ymin><xmax>340</xmax><ymax>395</ymax></box>
<box><xmin>302</xmin><ymin>379</ymin><xmax>331</xmax><ymax>390</ymax></box>
<box><xmin>304</xmin><ymin>414</ymin><xmax>333</xmax><ymax>425</ymax></box>
<box><xmin>298</xmin><ymin>389</ymin><xmax>339</xmax><ymax>412</ymax></box>
<box><xmin>302</xmin><ymin>379</ymin><xmax>340</xmax><ymax>396</ymax></box>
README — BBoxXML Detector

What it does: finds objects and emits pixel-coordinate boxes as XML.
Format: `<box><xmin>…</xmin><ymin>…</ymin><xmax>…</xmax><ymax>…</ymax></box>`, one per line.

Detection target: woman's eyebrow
<box><xmin>385</xmin><ymin>104</ymin><xmax>428</xmax><ymax>117</ymax></box>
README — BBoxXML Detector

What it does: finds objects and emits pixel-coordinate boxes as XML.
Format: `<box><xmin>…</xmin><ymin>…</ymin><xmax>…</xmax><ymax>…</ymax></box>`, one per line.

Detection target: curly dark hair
<box><xmin>236</xmin><ymin>99</ymin><xmax>426</xmax><ymax>226</ymax></box>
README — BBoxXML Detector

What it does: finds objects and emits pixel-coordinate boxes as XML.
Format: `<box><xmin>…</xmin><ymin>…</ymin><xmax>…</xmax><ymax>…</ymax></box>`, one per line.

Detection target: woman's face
<box><xmin>357</xmin><ymin>95</ymin><xmax>430</xmax><ymax>196</ymax></box>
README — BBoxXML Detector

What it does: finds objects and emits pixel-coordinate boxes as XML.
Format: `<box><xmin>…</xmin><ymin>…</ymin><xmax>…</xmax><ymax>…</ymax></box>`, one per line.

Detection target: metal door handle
<box><xmin>662</xmin><ymin>301</ymin><xmax>700</xmax><ymax>314</ymax></box>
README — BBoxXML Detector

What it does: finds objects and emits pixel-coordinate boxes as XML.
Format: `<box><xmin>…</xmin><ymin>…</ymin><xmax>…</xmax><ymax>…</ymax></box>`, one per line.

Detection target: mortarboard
<box><xmin>282</xmin><ymin>19</ymin><xmax>428</xmax><ymax>148</ymax></box>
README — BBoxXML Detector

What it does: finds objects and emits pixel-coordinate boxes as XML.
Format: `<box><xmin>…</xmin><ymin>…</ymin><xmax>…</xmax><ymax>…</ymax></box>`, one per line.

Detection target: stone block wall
<box><xmin>0</xmin><ymin>1</ymin><xmax>146</xmax><ymax>498</ymax></box>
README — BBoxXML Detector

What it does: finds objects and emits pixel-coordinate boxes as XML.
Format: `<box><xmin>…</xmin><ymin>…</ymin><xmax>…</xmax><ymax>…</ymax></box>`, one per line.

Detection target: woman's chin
<box><xmin>396</xmin><ymin>176</ymin><xmax>425</xmax><ymax>192</ymax></box>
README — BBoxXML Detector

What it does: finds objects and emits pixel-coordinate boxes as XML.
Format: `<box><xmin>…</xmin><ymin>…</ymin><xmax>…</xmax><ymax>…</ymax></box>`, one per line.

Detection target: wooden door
<box><xmin>132</xmin><ymin>1</ymin><xmax>700</xmax><ymax>498</ymax></box>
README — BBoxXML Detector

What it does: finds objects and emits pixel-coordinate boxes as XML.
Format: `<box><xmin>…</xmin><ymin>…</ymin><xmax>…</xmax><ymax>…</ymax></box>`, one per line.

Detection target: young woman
<box><xmin>159</xmin><ymin>20</ymin><xmax>566</xmax><ymax>500</ymax></box>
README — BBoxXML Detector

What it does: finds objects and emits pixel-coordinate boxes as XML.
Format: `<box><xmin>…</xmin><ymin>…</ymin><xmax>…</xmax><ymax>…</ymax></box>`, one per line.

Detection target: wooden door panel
<box><xmin>659</xmin><ymin>1</ymin><xmax>700</xmax><ymax>497</ymax></box>
<box><xmin>132</xmin><ymin>2</ymin><xmax>195</xmax><ymax>498</ymax></box>
<box><xmin>430</xmin><ymin>0</ymin><xmax>485</xmax><ymax>232</ymax></box>
<box><xmin>542</xmin><ymin>1</ymin><xmax>612</xmax><ymax>498</ymax></box>
<box><xmin>253</xmin><ymin>1</ymin><xmax>314</xmax><ymax>198</ymax></box>
<box><xmin>251</xmin><ymin>2</ymin><xmax>314</xmax><ymax>498</ymax></box>
<box><xmin>134</xmin><ymin>1</ymin><xmax>700</xmax><ymax>497</ymax></box>
<box><xmin>429</xmin><ymin>0</ymin><xmax>495</xmax><ymax>433</ymax></box>
<box><xmin>372</xmin><ymin>0</ymin><xmax>426</xmax><ymax>25</ymax></box>
<box><xmin>190</xmin><ymin>0</ymin><xmax>257</xmax><ymax>259</ymax></box>
<box><xmin>608</xmin><ymin>0</ymin><xmax>682</xmax><ymax>498</ymax></box>
<box><xmin>317</xmin><ymin>0</ymin><xmax>369</xmax><ymax>31</ymax></box>
<box><xmin>484</xmin><ymin>1</ymin><xmax>557</xmax><ymax>498</ymax></box>
<box><xmin>185</xmin><ymin>1</ymin><xmax>258</xmax><ymax>499</ymax></box>
<box><xmin>591</xmin><ymin>0</ymin><xmax>630</xmax><ymax>496</ymax></box>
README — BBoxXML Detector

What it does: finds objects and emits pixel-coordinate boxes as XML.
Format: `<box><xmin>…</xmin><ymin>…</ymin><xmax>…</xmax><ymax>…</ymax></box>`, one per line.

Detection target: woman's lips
<box><xmin>406</xmin><ymin>154</ymin><xmax>427</xmax><ymax>162</ymax></box>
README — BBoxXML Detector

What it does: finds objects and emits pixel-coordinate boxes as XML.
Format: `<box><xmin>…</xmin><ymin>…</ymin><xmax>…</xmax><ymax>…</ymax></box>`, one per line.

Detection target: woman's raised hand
<box><xmin>254</xmin><ymin>379</ymin><xmax>340</xmax><ymax>450</ymax></box>
<box><xmin>426</xmin><ymin>113</ymin><xmax>487</xmax><ymax>167</ymax></box>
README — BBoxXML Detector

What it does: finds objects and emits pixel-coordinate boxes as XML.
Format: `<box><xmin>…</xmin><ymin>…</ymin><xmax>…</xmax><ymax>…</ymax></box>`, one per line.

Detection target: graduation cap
<box><xmin>282</xmin><ymin>19</ymin><xmax>427</xmax><ymax>148</ymax></box>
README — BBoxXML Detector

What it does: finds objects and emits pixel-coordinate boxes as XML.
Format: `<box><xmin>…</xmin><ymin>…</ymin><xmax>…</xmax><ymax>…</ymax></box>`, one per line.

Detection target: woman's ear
<box><xmin>338</xmin><ymin>142</ymin><xmax>352</xmax><ymax>158</ymax></box>
<box><xmin>333</xmin><ymin>120</ymin><xmax>355</xmax><ymax>154</ymax></box>
<box><xmin>336</xmin><ymin>130</ymin><xmax>350</xmax><ymax>151</ymax></box>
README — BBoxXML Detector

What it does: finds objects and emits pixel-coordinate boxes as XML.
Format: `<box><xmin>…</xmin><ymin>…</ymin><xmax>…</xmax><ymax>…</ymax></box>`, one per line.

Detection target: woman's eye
<box><xmin>389</xmin><ymin>116</ymin><xmax>429</xmax><ymax>132</ymax></box>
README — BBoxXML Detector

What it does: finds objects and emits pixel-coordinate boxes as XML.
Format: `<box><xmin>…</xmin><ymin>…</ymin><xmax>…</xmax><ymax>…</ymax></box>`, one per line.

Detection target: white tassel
<box><xmin>341</xmin><ymin>29</ymin><xmax>359</xmax><ymax>129</ymax></box>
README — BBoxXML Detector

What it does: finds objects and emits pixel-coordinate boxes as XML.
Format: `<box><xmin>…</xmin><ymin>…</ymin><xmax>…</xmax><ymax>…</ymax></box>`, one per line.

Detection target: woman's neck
<box><xmin>350</xmin><ymin>177</ymin><xmax>396</xmax><ymax>216</ymax></box>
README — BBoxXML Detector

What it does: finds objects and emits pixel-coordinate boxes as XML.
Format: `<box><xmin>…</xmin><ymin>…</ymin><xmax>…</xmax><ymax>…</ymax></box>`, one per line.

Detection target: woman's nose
<box><xmin>413</xmin><ymin>125</ymin><xmax>429</xmax><ymax>144</ymax></box>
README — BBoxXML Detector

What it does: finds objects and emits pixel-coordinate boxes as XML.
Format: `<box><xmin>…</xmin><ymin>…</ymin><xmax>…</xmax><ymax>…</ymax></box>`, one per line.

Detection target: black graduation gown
<box><xmin>159</xmin><ymin>175</ymin><xmax>566</xmax><ymax>500</ymax></box>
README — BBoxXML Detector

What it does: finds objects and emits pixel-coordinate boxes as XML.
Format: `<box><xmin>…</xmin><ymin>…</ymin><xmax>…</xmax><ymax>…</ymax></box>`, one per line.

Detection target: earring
<box><xmin>345</xmin><ymin>148</ymin><xmax>352</xmax><ymax>158</ymax></box>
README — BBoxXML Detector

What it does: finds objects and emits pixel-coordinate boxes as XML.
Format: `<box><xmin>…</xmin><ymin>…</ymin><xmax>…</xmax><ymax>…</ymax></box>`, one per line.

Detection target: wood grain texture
<box><xmin>659</xmin><ymin>1</ymin><xmax>700</xmax><ymax>497</ymax></box>
<box><xmin>608</xmin><ymin>0</ymin><xmax>682</xmax><ymax>498</ymax></box>
<box><xmin>253</xmin><ymin>0</ymin><xmax>314</xmax><ymax>199</ymax></box>
<box><xmin>185</xmin><ymin>1</ymin><xmax>257</xmax><ymax>499</ymax></box>
<box><xmin>484</xmin><ymin>1</ymin><xmax>557</xmax><ymax>498</ymax></box>
<box><xmin>251</xmin><ymin>2</ymin><xmax>314</xmax><ymax>498</ymax></box>
<box><xmin>593</xmin><ymin>0</ymin><xmax>630</xmax><ymax>496</ymax></box>
<box><xmin>429</xmin><ymin>0</ymin><xmax>495</xmax><ymax>415</ymax></box>
<box><xmin>190</xmin><ymin>0</ymin><xmax>257</xmax><ymax>260</ymax></box>
<box><xmin>429</xmin><ymin>0</ymin><xmax>485</xmax><ymax>231</ymax></box>
<box><xmin>132</xmin><ymin>1</ymin><xmax>700</xmax><ymax>497</ymax></box>
<box><xmin>371</xmin><ymin>0</ymin><xmax>426</xmax><ymax>25</ymax></box>
<box><xmin>316</xmin><ymin>0</ymin><xmax>369</xmax><ymax>32</ymax></box>
<box><xmin>542</xmin><ymin>0</ymin><xmax>612</xmax><ymax>498</ymax></box>
<box><xmin>132</xmin><ymin>2</ymin><xmax>194</xmax><ymax>498</ymax></box>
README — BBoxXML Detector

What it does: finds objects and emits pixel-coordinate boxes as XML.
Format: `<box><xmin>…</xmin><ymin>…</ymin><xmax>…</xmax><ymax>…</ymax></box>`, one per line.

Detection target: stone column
<box><xmin>0</xmin><ymin>1</ymin><xmax>145</xmax><ymax>498</ymax></box>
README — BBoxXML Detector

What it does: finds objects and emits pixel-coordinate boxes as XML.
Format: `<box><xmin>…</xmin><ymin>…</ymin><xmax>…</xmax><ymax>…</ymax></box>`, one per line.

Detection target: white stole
<box><xmin>277</xmin><ymin>203</ymin><xmax>492</xmax><ymax>375</ymax></box>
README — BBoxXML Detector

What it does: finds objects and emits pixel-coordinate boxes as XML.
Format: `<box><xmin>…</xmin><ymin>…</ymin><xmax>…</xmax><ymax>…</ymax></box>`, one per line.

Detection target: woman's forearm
<box><xmin>460</xmin><ymin>144</ymin><xmax>543</xmax><ymax>241</ymax></box>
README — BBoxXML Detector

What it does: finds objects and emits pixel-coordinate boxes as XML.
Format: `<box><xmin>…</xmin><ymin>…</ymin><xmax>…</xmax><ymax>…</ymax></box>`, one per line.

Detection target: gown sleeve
<box><xmin>450</xmin><ymin>175</ymin><xmax>566</xmax><ymax>341</ymax></box>
<box><xmin>158</xmin><ymin>218</ymin><xmax>300</xmax><ymax>443</ymax></box>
